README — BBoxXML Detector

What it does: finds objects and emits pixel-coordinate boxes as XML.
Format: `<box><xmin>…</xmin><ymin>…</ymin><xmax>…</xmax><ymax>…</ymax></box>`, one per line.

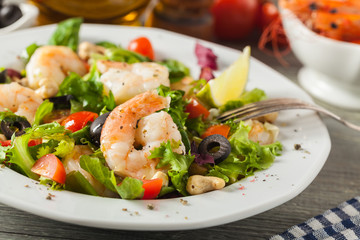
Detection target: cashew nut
<box><xmin>0</xmin><ymin>134</ymin><xmax>6</xmax><ymax>141</ymax></box>
<box><xmin>151</xmin><ymin>171</ymin><xmax>169</xmax><ymax>187</ymax></box>
<box><xmin>186</xmin><ymin>175</ymin><xmax>225</xmax><ymax>195</ymax></box>
<box><xmin>78</xmin><ymin>41</ymin><xmax>106</xmax><ymax>61</ymax></box>
<box><xmin>245</xmin><ymin>119</ymin><xmax>279</xmax><ymax>145</ymax></box>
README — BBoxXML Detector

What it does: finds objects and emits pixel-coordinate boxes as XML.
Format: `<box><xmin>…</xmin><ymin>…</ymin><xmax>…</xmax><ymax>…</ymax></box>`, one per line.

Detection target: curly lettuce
<box><xmin>208</xmin><ymin>121</ymin><xmax>282</xmax><ymax>183</ymax></box>
<box><xmin>149</xmin><ymin>141</ymin><xmax>194</xmax><ymax>196</ymax></box>
<box><xmin>0</xmin><ymin>122</ymin><xmax>74</xmax><ymax>180</ymax></box>
<box><xmin>57</xmin><ymin>64</ymin><xmax>116</xmax><ymax>114</ymax></box>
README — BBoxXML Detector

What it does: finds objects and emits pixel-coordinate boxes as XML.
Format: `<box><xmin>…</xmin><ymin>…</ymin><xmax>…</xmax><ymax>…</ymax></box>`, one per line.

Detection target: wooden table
<box><xmin>1</xmin><ymin>33</ymin><xmax>360</xmax><ymax>240</ymax></box>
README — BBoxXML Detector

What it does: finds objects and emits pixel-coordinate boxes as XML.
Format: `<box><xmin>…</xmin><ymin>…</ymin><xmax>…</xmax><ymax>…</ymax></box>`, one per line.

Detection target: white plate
<box><xmin>0</xmin><ymin>24</ymin><xmax>331</xmax><ymax>231</ymax></box>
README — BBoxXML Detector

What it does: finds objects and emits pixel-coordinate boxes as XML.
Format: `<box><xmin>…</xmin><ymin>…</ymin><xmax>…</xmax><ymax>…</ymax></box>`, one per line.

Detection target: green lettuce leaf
<box><xmin>158</xmin><ymin>59</ymin><xmax>190</xmax><ymax>84</ymax></box>
<box><xmin>116</xmin><ymin>177</ymin><xmax>144</xmax><ymax>200</ymax></box>
<box><xmin>208</xmin><ymin>122</ymin><xmax>282</xmax><ymax>183</ymax></box>
<box><xmin>220</xmin><ymin>88</ymin><xmax>267</xmax><ymax>112</ymax></box>
<box><xmin>48</xmin><ymin>18</ymin><xmax>82</xmax><ymax>52</ymax></box>
<box><xmin>30</xmin><ymin>139</ymin><xmax>58</xmax><ymax>159</ymax></box>
<box><xmin>3</xmin><ymin>122</ymin><xmax>73</xmax><ymax>179</ymax></box>
<box><xmin>157</xmin><ymin>85</ymin><xmax>190</xmax><ymax>151</ymax></box>
<box><xmin>105</xmin><ymin>47</ymin><xmax>150</xmax><ymax>63</ymax></box>
<box><xmin>33</xmin><ymin>100</ymin><xmax>54</xmax><ymax>126</ymax></box>
<box><xmin>79</xmin><ymin>154</ymin><xmax>145</xmax><ymax>199</ymax></box>
<box><xmin>69</xmin><ymin>125</ymin><xmax>92</xmax><ymax>145</ymax></box>
<box><xmin>96</xmin><ymin>41</ymin><xmax>118</xmax><ymax>49</ymax></box>
<box><xmin>79</xmin><ymin>154</ymin><xmax>117</xmax><ymax>192</ymax></box>
<box><xmin>149</xmin><ymin>141</ymin><xmax>194</xmax><ymax>196</ymax></box>
<box><xmin>65</xmin><ymin>171</ymin><xmax>98</xmax><ymax>196</ymax></box>
<box><xmin>57</xmin><ymin>64</ymin><xmax>116</xmax><ymax>114</ymax></box>
<box><xmin>185</xmin><ymin>117</ymin><xmax>207</xmax><ymax>137</ymax></box>
<box><xmin>39</xmin><ymin>176</ymin><xmax>64</xmax><ymax>190</ymax></box>
<box><xmin>20</xmin><ymin>43</ymin><xmax>40</xmax><ymax>64</ymax></box>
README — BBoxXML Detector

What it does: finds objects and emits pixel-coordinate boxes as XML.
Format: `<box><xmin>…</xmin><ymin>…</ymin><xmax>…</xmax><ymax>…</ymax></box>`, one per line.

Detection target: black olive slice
<box><xmin>0</xmin><ymin>69</ymin><xmax>7</xmax><ymax>83</ymax></box>
<box><xmin>47</xmin><ymin>95</ymin><xmax>74</xmax><ymax>109</ymax></box>
<box><xmin>1</xmin><ymin>116</ymin><xmax>31</xmax><ymax>139</ymax></box>
<box><xmin>198</xmin><ymin>134</ymin><xmax>231</xmax><ymax>164</ymax></box>
<box><xmin>89</xmin><ymin>112</ymin><xmax>111</xmax><ymax>146</ymax></box>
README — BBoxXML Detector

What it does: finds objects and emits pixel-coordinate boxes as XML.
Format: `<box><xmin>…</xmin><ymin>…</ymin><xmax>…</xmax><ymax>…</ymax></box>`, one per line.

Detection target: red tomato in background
<box><xmin>61</xmin><ymin>111</ymin><xmax>98</xmax><ymax>133</ymax></box>
<box><xmin>31</xmin><ymin>154</ymin><xmax>66</xmax><ymax>184</ymax></box>
<box><xmin>211</xmin><ymin>0</ymin><xmax>260</xmax><ymax>40</ymax></box>
<box><xmin>127</xmin><ymin>37</ymin><xmax>155</xmax><ymax>60</ymax></box>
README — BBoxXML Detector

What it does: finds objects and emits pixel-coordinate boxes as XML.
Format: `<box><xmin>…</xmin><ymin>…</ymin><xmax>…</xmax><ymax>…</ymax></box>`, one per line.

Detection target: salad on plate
<box><xmin>0</xmin><ymin>18</ymin><xmax>282</xmax><ymax>200</ymax></box>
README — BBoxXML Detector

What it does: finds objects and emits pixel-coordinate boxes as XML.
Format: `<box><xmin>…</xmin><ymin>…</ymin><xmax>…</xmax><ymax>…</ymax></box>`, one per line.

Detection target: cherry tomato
<box><xmin>201</xmin><ymin>124</ymin><xmax>231</xmax><ymax>139</ymax></box>
<box><xmin>28</xmin><ymin>139</ymin><xmax>43</xmax><ymax>147</ymax></box>
<box><xmin>142</xmin><ymin>178</ymin><xmax>163</xmax><ymax>199</ymax></box>
<box><xmin>61</xmin><ymin>111</ymin><xmax>98</xmax><ymax>133</ymax></box>
<box><xmin>0</xmin><ymin>139</ymin><xmax>42</xmax><ymax>147</ymax></box>
<box><xmin>211</xmin><ymin>0</ymin><xmax>260</xmax><ymax>40</ymax></box>
<box><xmin>185</xmin><ymin>98</ymin><xmax>210</xmax><ymax>120</ymax></box>
<box><xmin>31</xmin><ymin>154</ymin><xmax>66</xmax><ymax>184</ymax></box>
<box><xmin>258</xmin><ymin>1</ymin><xmax>279</xmax><ymax>30</ymax></box>
<box><xmin>127</xmin><ymin>37</ymin><xmax>155</xmax><ymax>60</ymax></box>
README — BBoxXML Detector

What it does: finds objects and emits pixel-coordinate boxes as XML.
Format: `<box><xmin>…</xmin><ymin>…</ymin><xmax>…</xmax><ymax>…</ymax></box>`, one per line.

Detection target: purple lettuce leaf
<box><xmin>190</xmin><ymin>141</ymin><xmax>215</xmax><ymax>165</ymax></box>
<box><xmin>199</xmin><ymin>66</ymin><xmax>215</xmax><ymax>82</ymax></box>
<box><xmin>195</xmin><ymin>42</ymin><xmax>218</xmax><ymax>70</ymax></box>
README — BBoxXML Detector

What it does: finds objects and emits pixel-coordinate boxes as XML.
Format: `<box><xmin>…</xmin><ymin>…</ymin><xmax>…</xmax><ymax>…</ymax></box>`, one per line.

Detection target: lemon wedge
<box><xmin>196</xmin><ymin>46</ymin><xmax>251</xmax><ymax>107</ymax></box>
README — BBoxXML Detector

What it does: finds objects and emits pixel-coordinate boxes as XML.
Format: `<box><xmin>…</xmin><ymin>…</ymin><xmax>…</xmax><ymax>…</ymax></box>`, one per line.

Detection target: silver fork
<box><xmin>217</xmin><ymin>98</ymin><xmax>360</xmax><ymax>131</ymax></box>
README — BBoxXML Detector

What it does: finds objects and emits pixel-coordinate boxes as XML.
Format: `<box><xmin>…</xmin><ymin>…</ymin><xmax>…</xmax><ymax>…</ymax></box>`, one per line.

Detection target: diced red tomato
<box><xmin>31</xmin><ymin>154</ymin><xmax>66</xmax><ymax>184</ymax></box>
<box><xmin>0</xmin><ymin>140</ymin><xmax>11</xmax><ymax>147</ymax></box>
<box><xmin>83</xmin><ymin>61</ymin><xmax>91</xmax><ymax>72</ymax></box>
<box><xmin>185</xmin><ymin>98</ymin><xmax>210</xmax><ymax>120</ymax></box>
<box><xmin>61</xmin><ymin>111</ymin><xmax>98</xmax><ymax>133</ymax></box>
<box><xmin>0</xmin><ymin>139</ymin><xmax>42</xmax><ymax>147</ymax></box>
<box><xmin>28</xmin><ymin>139</ymin><xmax>43</xmax><ymax>147</ymax></box>
<box><xmin>201</xmin><ymin>124</ymin><xmax>231</xmax><ymax>139</ymax></box>
<box><xmin>127</xmin><ymin>37</ymin><xmax>155</xmax><ymax>60</ymax></box>
<box><xmin>142</xmin><ymin>178</ymin><xmax>163</xmax><ymax>199</ymax></box>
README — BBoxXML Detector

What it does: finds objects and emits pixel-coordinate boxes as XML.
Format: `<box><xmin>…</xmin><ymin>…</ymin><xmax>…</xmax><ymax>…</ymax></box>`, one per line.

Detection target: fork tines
<box><xmin>217</xmin><ymin>98</ymin><xmax>314</xmax><ymax>122</ymax></box>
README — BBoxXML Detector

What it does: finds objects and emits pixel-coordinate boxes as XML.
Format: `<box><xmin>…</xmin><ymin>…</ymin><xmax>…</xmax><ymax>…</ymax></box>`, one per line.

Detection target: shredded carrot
<box><xmin>258</xmin><ymin>16</ymin><xmax>291</xmax><ymax>66</ymax></box>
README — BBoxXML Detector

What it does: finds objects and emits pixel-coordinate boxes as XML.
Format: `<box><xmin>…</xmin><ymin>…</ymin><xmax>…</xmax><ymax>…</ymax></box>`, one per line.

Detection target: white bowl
<box><xmin>280</xmin><ymin>8</ymin><xmax>360</xmax><ymax>109</ymax></box>
<box><xmin>0</xmin><ymin>3</ymin><xmax>38</xmax><ymax>35</ymax></box>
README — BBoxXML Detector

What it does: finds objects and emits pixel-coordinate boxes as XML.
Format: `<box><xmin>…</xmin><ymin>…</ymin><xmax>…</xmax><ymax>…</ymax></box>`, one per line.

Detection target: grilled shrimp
<box><xmin>26</xmin><ymin>46</ymin><xmax>87</xmax><ymax>98</ymax></box>
<box><xmin>97</xmin><ymin>60</ymin><xmax>170</xmax><ymax>105</ymax></box>
<box><xmin>245</xmin><ymin>119</ymin><xmax>279</xmax><ymax>145</ymax></box>
<box><xmin>100</xmin><ymin>90</ymin><xmax>185</xmax><ymax>180</ymax></box>
<box><xmin>0</xmin><ymin>82</ymin><xmax>43</xmax><ymax>124</ymax></box>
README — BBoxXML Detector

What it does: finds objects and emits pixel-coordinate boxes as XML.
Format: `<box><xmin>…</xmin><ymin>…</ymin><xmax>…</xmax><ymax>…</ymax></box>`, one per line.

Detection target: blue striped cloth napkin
<box><xmin>270</xmin><ymin>197</ymin><xmax>360</xmax><ymax>240</ymax></box>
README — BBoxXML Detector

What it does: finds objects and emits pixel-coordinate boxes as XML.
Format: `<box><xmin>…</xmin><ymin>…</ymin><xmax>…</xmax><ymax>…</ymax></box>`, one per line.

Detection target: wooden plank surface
<box><xmin>0</xmin><ymin>35</ymin><xmax>359</xmax><ymax>240</ymax></box>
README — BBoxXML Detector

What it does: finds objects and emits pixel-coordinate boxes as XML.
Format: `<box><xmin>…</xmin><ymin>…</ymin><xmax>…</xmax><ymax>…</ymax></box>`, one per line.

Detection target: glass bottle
<box><xmin>147</xmin><ymin>0</ymin><xmax>214</xmax><ymax>40</ymax></box>
<box><xmin>28</xmin><ymin>0</ymin><xmax>151</xmax><ymax>25</ymax></box>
